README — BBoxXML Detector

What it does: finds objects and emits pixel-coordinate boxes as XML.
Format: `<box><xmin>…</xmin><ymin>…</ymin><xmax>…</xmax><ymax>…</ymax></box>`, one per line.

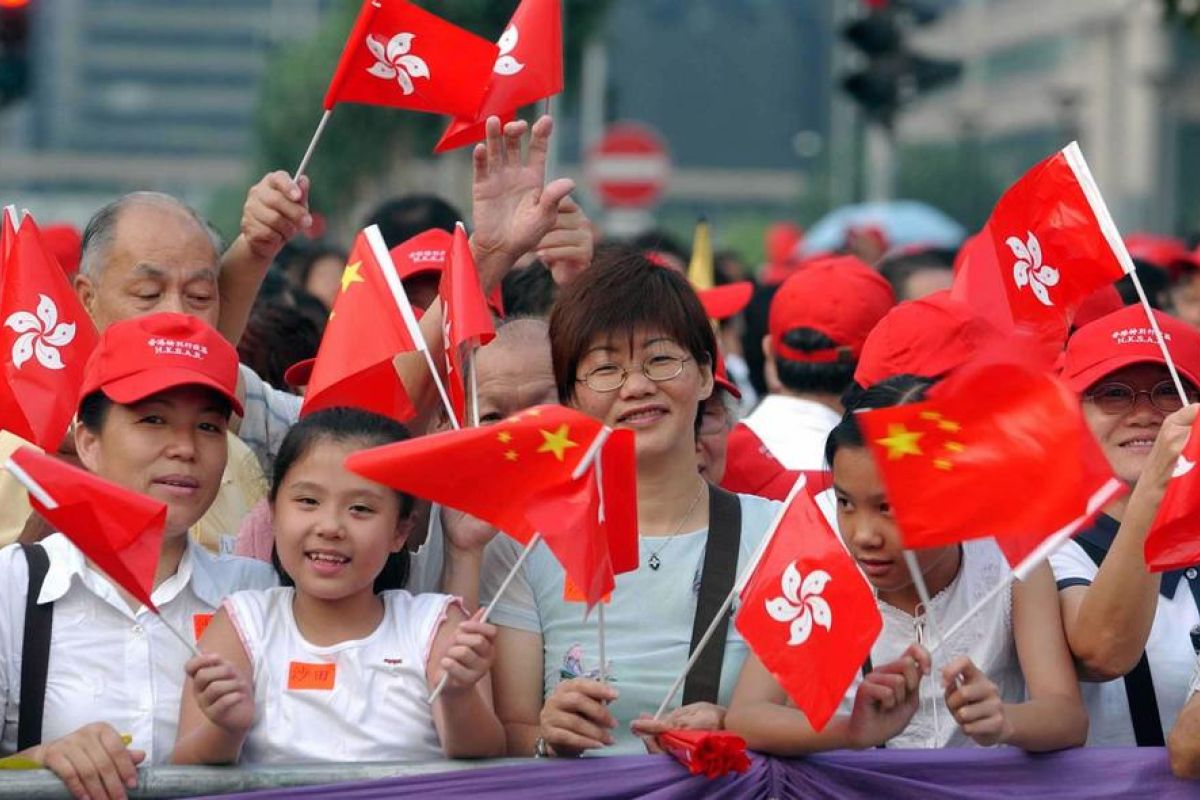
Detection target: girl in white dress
<box><xmin>726</xmin><ymin>376</ymin><xmax>1088</xmax><ymax>753</ymax></box>
<box><xmin>172</xmin><ymin>408</ymin><xmax>504</xmax><ymax>764</ymax></box>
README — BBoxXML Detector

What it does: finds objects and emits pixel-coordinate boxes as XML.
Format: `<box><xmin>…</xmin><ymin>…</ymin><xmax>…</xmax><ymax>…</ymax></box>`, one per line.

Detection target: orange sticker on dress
<box><xmin>562</xmin><ymin>577</ymin><xmax>611</xmax><ymax>604</ymax></box>
<box><xmin>288</xmin><ymin>661</ymin><xmax>336</xmax><ymax>690</ymax></box>
<box><xmin>193</xmin><ymin>613</ymin><xmax>214</xmax><ymax>643</ymax></box>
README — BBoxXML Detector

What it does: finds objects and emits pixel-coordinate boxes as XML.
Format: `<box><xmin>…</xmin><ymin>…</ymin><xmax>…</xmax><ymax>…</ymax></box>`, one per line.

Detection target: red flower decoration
<box><xmin>657</xmin><ymin>729</ymin><xmax>751</xmax><ymax>779</ymax></box>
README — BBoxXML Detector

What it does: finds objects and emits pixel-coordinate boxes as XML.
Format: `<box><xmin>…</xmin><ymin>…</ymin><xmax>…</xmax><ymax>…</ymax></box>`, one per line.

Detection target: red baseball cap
<box><xmin>390</xmin><ymin>228</ymin><xmax>451</xmax><ymax>282</ymax></box>
<box><xmin>713</xmin><ymin>348</ymin><xmax>741</xmax><ymax>399</ymax></box>
<box><xmin>768</xmin><ymin>255</ymin><xmax>894</xmax><ymax>363</ymax></box>
<box><xmin>853</xmin><ymin>291</ymin><xmax>1006</xmax><ymax>388</ymax></box>
<box><xmin>80</xmin><ymin>312</ymin><xmax>243</xmax><ymax>416</ymax></box>
<box><xmin>1061</xmin><ymin>304</ymin><xmax>1200</xmax><ymax>393</ymax></box>
<box><xmin>698</xmin><ymin>282</ymin><xmax>753</xmax><ymax>320</ymax></box>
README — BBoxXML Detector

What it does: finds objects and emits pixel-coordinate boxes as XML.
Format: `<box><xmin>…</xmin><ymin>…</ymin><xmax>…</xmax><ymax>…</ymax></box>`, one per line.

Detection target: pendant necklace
<box><xmin>646</xmin><ymin>480</ymin><xmax>705</xmax><ymax>571</ymax></box>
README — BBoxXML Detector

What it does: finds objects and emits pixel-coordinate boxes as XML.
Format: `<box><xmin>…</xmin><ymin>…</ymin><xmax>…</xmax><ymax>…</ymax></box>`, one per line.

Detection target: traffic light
<box><xmin>840</xmin><ymin>1</ymin><xmax>961</xmax><ymax>126</ymax></box>
<box><xmin>0</xmin><ymin>0</ymin><xmax>31</xmax><ymax>108</ymax></box>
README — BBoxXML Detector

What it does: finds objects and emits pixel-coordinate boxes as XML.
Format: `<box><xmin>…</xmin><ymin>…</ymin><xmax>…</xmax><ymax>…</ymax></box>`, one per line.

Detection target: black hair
<box><xmin>361</xmin><ymin>195</ymin><xmax>461</xmax><ymax>249</ymax></box>
<box><xmin>78</xmin><ymin>388</ymin><xmax>233</xmax><ymax>433</ymax></box>
<box><xmin>502</xmin><ymin>261</ymin><xmax>557</xmax><ymax>318</ymax></box>
<box><xmin>269</xmin><ymin>407</ymin><xmax>413</xmax><ymax>592</ymax></box>
<box><xmin>823</xmin><ymin>374</ymin><xmax>933</xmax><ymax>469</ymax></box>
<box><xmin>1118</xmin><ymin>260</ymin><xmax>1169</xmax><ymax>309</ymax></box>
<box><xmin>630</xmin><ymin>229</ymin><xmax>688</xmax><ymax>264</ymax></box>
<box><xmin>774</xmin><ymin>328</ymin><xmax>857</xmax><ymax>395</ymax></box>
<box><xmin>294</xmin><ymin>243</ymin><xmax>349</xmax><ymax>294</ymax></box>
<box><xmin>237</xmin><ymin>301</ymin><xmax>323</xmax><ymax>390</ymax></box>
<box><xmin>876</xmin><ymin>248</ymin><xmax>955</xmax><ymax>302</ymax></box>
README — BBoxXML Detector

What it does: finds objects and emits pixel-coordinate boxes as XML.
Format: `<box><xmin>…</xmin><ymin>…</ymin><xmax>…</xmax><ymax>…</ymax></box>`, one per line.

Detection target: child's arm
<box><xmin>725</xmin><ymin>645</ymin><xmax>929</xmax><ymax>756</ymax></box>
<box><xmin>171</xmin><ymin>609</ymin><xmax>256</xmax><ymax>765</ymax></box>
<box><xmin>943</xmin><ymin>563</ymin><xmax>1088</xmax><ymax>751</ymax></box>
<box><xmin>427</xmin><ymin>606</ymin><xmax>506</xmax><ymax>758</ymax></box>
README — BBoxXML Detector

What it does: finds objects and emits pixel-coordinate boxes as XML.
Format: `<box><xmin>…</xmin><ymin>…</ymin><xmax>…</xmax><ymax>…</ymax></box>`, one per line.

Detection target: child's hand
<box><xmin>942</xmin><ymin>656</ymin><xmax>1010</xmax><ymax>746</ymax></box>
<box><xmin>186</xmin><ymin>653</ymin><xmax>255</xmax><ymax>735</ymax></box>
<box><xmin>436</xmin><ymin>609</ymin><xmax>497</xmax><ymax>696</ymax></box>
<box><xmin>847</xmin><ymin>643</ymin><xmax>930</xmax><ymax>749</ymax></box>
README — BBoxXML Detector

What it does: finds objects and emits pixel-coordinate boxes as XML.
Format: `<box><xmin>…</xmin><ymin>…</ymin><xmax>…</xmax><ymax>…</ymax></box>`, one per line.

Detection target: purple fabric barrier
<box><xmin>201</xmin><ymin>748</ymin><xmax>1195</xmax><ymax>800</ymax></box>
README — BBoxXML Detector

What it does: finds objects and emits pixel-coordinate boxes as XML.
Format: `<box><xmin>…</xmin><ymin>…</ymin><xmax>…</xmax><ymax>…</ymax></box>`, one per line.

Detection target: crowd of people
<box><xmin>2</xmin><ymin>114</ymin><xmax>1200</xmax><ymax>800</ymax></box>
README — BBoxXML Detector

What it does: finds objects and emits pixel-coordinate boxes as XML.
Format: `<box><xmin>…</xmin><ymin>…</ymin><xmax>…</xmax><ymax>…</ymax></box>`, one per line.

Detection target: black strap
<box><xmin>17</xmin><ymin>544</ymin><xmax>53</xmax><ymax>751</ymax></box>
<box><xmin>682</xmin><ymin>487</ymin><xmax>742</xmax><ymax>706</ymax></box>
<box><xmin>1075</xmin><ymin>538</ymin><xmax>1165</xmax><ymax>747</ymax></box>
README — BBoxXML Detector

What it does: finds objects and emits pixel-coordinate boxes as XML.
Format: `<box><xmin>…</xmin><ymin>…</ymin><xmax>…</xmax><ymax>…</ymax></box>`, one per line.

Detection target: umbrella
<box><xmin>799</xmin><ymin>201</ymin><xmax>966</xmax><ymax>256</ymax></box>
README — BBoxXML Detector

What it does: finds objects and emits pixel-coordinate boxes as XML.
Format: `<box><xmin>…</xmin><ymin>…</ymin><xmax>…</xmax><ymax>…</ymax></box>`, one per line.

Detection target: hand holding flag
<box><xmin>1145</xmin><ymin>405</ymin><xmax>1200</xmax><ymax>571</ymax></box>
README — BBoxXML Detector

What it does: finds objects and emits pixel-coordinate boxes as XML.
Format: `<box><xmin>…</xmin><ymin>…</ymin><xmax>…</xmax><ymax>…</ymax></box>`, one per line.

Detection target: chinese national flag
<box><xmin>1146</xmin><ymin>415</ymin><xmax>1200</xmax><ymax>571</ymax></box>
<box><xmin>735</xmin><ymin>483</ymin><xmax>882</xmax><ymax>732</ymax></box>
<box><xmin>346</xmin><ymin>404</ymin><xmax>606</xmax><ymax>545</ymax></box>
<box><xmin>527</xmin><ymin>462</ymin><xmax>616</xmax><ymax>610</ymax></box>
<box><xmin>0</xmin><ymin>213</ymin><xmax>99</xmax><ymax>451</ymax></box>
<box><xmin>952</xmin><ymin>142</ymin><xmax>1131</xmax><ymax>363</ymax></box>
<box><xmin>302</xmin><ymin>226</ymin><xmax>420</xmax><ymax>421</ymax></box>
<box><xmin>8</xmin><ymin>447</ymin><xmax>167</xmax><ymax>611</ymax></box>
<box><xmin>438</xmin><ymin>223</ymin><xmax>495</xmax><ymax>426</ymax></box>
<box><xmin>856</xmin><ymin>361</ymin><xmax>1124</xmax><ymax>567</ymax></box>
<box><xmin>435</xmin><ymin>0</ymin><xmax>563</xmax><ymax>152</ymax></box>
<box><xmin>323</xmin><ymin>0</ymin><xmax>498</xmax><ymax>117</ymax></box>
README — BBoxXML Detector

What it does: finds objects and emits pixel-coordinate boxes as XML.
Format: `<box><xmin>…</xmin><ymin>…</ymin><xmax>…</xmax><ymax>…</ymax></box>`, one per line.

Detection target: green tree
<box><xmin>220</xmin><ymin>0</ymin><xmax>611</xmax><ymax>237</ymax></box>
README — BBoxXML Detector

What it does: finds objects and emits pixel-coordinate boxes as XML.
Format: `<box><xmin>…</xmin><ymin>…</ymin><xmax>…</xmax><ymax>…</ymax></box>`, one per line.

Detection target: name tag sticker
<box><xmin>288</xmin><ymin>661</ymin><xmax>336</xmax><ymax>691</ymax></box>
<box><xmin>192</xmin><ymin>613</ymin><xmax>214</xmax><ymax>643</ymax></box>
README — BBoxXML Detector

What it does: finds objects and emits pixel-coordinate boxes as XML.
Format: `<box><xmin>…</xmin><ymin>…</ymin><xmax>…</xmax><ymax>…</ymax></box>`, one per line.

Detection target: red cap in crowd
<box><xmin>768</xmin><ymin>255</ymin><xmax>894</xmax><ymax>363</ymax></box>
<box><xmin>80</xmin><ymin>312</ymin><xmax>242</xmax><ymax>416</ymax></box>
<box><xmin>390</xmin><ymin>228</ymin><xmax>452</xmax><ymax>282</ymax></box>
<box><xmin>713</xmin><ymin>349</ymin><xmax>741</xmax><ymax>399</ymax></box>
<box><xmin>1060</xmin><ymin>304</ymin><xmax>1200</xmax><ymax>393</ymax></box>
<box><xmin>853</xmin><ymin>291</ymin><xmax>1006</xmax><ymax>388</ymax></box>
<box><xmin>1072</xmin><ymin>285</ymin><xmax>1125</xmax><ymax>330</ymax></box>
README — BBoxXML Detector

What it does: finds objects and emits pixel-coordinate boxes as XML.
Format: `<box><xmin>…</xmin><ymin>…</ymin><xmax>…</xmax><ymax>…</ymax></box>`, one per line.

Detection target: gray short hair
<box><xmin>79</xmin><ymin>192</ymin><xmax>223</xmax><ymax>277</ymax></box>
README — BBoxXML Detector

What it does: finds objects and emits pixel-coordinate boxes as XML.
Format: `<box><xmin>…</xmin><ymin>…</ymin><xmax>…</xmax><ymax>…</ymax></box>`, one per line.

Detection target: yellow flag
<box><xmin>687</xmin><ymin>218</ymin><xmax>713</xmax><ymax>291</ymax></box>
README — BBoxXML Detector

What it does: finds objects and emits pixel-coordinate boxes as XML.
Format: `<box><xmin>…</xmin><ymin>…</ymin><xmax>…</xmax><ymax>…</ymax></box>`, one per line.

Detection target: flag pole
<box><xmin>294</xmin><ymin>110</ymin><xmax>333</xmax><ymax>181</ymax></box>
<box><xmin>1128</xmin><ymin>271</ymin><xmax>1190</xmax><ymax>405</ymax></box>
<box><xmin>429</xmin><ymin>531</ymin><xmax>544</xmax><ymax>704</ymax></box>
<box><xmin>597</xmin><ymin>601</ymin><xmax>607</xmax><ymax>684</ymax></box>
<box><xmin>468</xmin><ymin>347</ymin><xmax>480</xmax><ymax>427</ymax></box>
<box><xmin>651</xmin><ymin>476</ymin><xmax>809</xmax><ymax>720</ymax></box>
<box><xmin>901</xmin><ymin>550</ymin><xmax>949</xmax><ymax>650</ymax></box>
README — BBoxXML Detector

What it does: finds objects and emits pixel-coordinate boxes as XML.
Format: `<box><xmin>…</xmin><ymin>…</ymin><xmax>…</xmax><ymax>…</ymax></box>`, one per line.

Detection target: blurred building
<box><xmin>896</xmin><ymin>0</ymin><xmax>1200</xmax><ymax>236</ymax></box>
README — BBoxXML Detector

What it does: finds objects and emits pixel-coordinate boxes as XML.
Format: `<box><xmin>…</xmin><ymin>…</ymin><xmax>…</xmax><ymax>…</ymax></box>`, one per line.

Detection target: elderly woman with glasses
<box><xmin>481</xmin><ymin>248</ymin><xmax>782</xmax><ymax>757</ymax></box>
<box><xmin>1048</xmin><ymin>305</ymin><xmax>1200</xmax><ymax>750</ymax></box>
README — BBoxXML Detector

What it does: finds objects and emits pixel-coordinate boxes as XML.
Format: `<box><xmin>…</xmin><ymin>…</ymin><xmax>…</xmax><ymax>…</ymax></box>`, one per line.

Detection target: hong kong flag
<box><xmin>323</xmin><ymin>0</ymin><xmax>498</xmax><ymax>117</ymax></box>
<box><xmin>856</xmin><ymin>360</ymin><xmax>1125</xmax><ymax>568</ymax></box>
<box><xmin>7</xmin><ymin>447</ymin><xmax>167</xmax><ymax>611</ymax></box>
<box><xmin>735</xmin><ymin>480</ymin><xmax>882</xmax><ymax>732</ymax></box>
<box><xmin>1145</xmin><ymin>414</ymin><xmax>1200</xmax><ymax>571</ymax></box>
<box><xmin>435</xmin><ymin>0</ymin><xmax>563</xmax><ymax>152</ymax></box>
<box><xmin>0</xmin><ymin>212</ymin><xmax>99</xmax><ymax>451</ymax></box>
<box><xmin>438</xmin><ymin>223</ymin><xmax>495</xmax><ymax>426</ymax></box>
<box><xmin>952</xmin><ymin>142</ymin><xmax>1132</xmax><ymax>362</ymax></box>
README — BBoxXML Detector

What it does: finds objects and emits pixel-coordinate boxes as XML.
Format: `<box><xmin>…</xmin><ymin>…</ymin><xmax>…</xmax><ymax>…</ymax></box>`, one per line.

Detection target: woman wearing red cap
<box><xmin>0</xmin><ymin>313</ymin><xmax>276</xmax><ymax>800</ymax></box>
<box><xmin>1050</xmin><ymin>305</ymin><xmax>1200</xmax><ymax>749</ymax></box>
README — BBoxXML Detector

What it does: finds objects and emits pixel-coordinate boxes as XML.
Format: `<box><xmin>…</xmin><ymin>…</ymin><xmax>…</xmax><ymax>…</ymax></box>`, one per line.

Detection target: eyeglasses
<box><xmin>577</xmin><ymin>354</ymin><xmax>692</xmax><ymax>393</ymax></box>
<box><xmin>1084</xmin><ymin>381</ymin><xmax>1197</xmax><ymax>414</ymax></box>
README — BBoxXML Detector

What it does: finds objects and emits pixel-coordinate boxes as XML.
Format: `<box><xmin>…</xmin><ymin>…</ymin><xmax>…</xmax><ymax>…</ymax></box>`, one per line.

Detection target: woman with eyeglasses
<box><xmin>1051</xmin><ymin>304</ymin><xmax>1200</xmax><ymax>747</ymax></box>
<box><xmin>481</xmin><ymin>248</ymin><xmax>782</xmax><ymax>756</ymax></box>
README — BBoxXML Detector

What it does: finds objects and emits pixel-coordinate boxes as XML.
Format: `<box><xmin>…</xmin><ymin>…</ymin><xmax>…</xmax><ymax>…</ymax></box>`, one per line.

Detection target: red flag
<box><xmin>856</xmin><ymin>361</ymin><xmax>1125</xmax><ymax>566</ymax></box>
<box><xmin>952</xmin><ymin>143</ymin><xmax>1131</xmax><ymax>361</ymax></box>
<box><xmin>435</xmin><ymin>0</ymin><xmax>563</xmax><ymax>152</ymax></box>
<box><xmin>346</xmin><ymin>404</ymin><xmax>604</xmax><ymax>545</ymax></box>
<box><xmin>8</xmin><ymin>447</ymin><xmax>167</xmax><ymax>611</ymax></box>
<box><xmin>735</xmin><ymin>484</ymin><xmax>882</xmax><ymax>732</ymax></box>
<box><xmin>437</xmin><ymin>222</ymin><xmax>495</xmax><ymax>426</ymax></box>
<box><xmin>656</xmin><ymin>729</ymin><xmax>750</xmax><ymax>778</ymax></box>
<box><xmin>526</xmin><ymin>465</ymin><xmax>615</xmax><ymax>610</ymax></box>
<box><xmin>599</xmin><ymin>428</ymin><xmax>638</xmax><ymax>575</ymax></box>
<box><xmin>0</xmin><ymin>206</ymin><xmax>16</xmax><ymax>263</ymax></box>
<box><xmin>323</xmin><ymin>0</ymin><xmax>498</xmax><ymax>117</ymax></box>
<box><xmin>0</xmin><ymin>213</ymin><xmax>99</xmax><ymax>450</ymax></box>
<box><xmin>1146</xmin><ymin>415</ymin><xmax>1200</xmax><ymax>571</ymax></box>
<box><xmin>302</xmin><ymin>226</ymin><xmax>421</xmax><ymax>421</ymax></box>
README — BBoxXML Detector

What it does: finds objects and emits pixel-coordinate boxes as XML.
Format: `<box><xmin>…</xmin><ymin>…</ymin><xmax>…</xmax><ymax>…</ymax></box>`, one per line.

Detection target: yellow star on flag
<box><xmin>537</xmin><ymin>424</ymin><xmax>579</xmax><ymax>462</ymax></box>
<box><xmin>340</xmin><ymin>261</ymin><xmax>365</xmax><ymax>294</ymax></box>
<box><xmin>877</xmin><ymin>423</ymin><xmax>924</xmax><ymax>460</ymax></box>
<box><xmin>497</xmin><ymin>431</ymin><xmax>513</xmax><ymax>444</ymax></box>
<box><xmin>504</xmin><ymin>449</ymin><xmax>518</xmax><ymax>462</ymax></box>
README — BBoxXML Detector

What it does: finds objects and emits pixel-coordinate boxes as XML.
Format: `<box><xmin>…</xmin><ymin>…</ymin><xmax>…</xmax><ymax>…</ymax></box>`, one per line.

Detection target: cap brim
<box><xmin>699</xmin><ymin>282</ymin><xmax>753</xmax><ymax>320</ymax></box>
<box><xmin>714</xmin><ymin>375</ymin><xmax>742</xmax><ymax>400</ymax></box>
<box><xmin>100</xmin><ymin>367</ymin><xmax>244</xmax><ymax>418</ymax></box>
<box><xmin>396</xmin><ymin>264</ymin><xmax>443</xmax><ymax>282</ymax></box>
<box><xmin>1065</xmin><ymin>354</ymin><xmax>1200</xmax><ymax>394</ymax></box>
<box><xmin>284</xmin><ymin>358</ymin><xmax>315</xmax><ymax>389</ymax></box>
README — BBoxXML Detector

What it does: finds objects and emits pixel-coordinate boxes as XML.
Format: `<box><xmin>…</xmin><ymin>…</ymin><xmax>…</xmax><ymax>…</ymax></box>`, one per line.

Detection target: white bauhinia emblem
<box><xmin>366</xmin><ymin>33</ymin><xmax>430</xmax><ymax>95</ymax></box>
<box><xmin>5</xmin><ymin>294</ymin><xmax>76</xmax><ymax>371</ymax></box>
<box><xmin>1006</xmin><ymin>231</ymin><xmax>1060</xmax><ymax>307</ymax></box>
<box><xmin>494</xmin><ymin>25</ymin><xmax>524</xmax><ymax>75</ymax></box>
<box><xmin>1174</xmin><ymin>455</ymin><xmax>1196</xmax><ymax>479</ymax></box>
<box><xmin>765</xmin><ymin>562</ymin><xmax>832</xmax><ymax>646</ymax></box>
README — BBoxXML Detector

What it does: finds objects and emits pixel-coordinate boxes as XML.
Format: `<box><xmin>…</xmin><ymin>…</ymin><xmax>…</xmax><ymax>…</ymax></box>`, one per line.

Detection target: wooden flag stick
<box><xmin>428</xmin><ymin>532</ymin><xmax>544</xmax><ymax>704</ymax></box>
<box><xmin>294</xmin><ymin>110</ymin><xmax>333</xmax><ymax>180</ymax></box>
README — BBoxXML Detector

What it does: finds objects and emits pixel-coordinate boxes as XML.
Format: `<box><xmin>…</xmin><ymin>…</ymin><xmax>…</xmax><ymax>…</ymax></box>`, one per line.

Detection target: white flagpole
<box><xmin>294</xmin><ymin>109</ymin><xmax>332</xmax><ymax>181</ymax></box>
<box><xmin>597</xmin><ymin>602</ymin><xmax>607</xmax><ymax>684</ymax></box>
<box><xmin>901</xmin><ymin>550</ymin><xmax>949</xmax><ymax>651</ymax></box>
<box><xmin>468</xmin><ymin>347</ymin><xmax>480</xmax><ymax>427</ymax></box>
<box><xmin>651</xmin><ymin>475</ymin><xmax>809</xmax><ymax>720</ymax></box>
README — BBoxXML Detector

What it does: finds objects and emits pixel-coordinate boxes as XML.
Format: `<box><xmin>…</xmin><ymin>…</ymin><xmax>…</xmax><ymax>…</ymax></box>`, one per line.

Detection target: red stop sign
<box><xmin>585</xmin><ymin>122</ymin><xmax>671</xmax><ymax>209</ymax></box>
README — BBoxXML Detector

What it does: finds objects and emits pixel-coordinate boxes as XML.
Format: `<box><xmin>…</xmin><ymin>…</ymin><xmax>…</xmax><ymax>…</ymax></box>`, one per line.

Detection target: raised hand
<box><xmin>436</xmin><ymin>609</ymin><xmax>498</xmax><ymax>695</ymax></box>
<box><xmin>471</xmin><ymin>116</ymin><xmax>575</xmax><ymax>289</ymax></box>
<box><xmin>536</xmin><ymin>196</ymin><xmax>593</xmax><ymax>286</ymax></box>
<box><xmin>240</xmin><ymin>171</ymin><xmax>311</xmax><ymax>262</ymax></box>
